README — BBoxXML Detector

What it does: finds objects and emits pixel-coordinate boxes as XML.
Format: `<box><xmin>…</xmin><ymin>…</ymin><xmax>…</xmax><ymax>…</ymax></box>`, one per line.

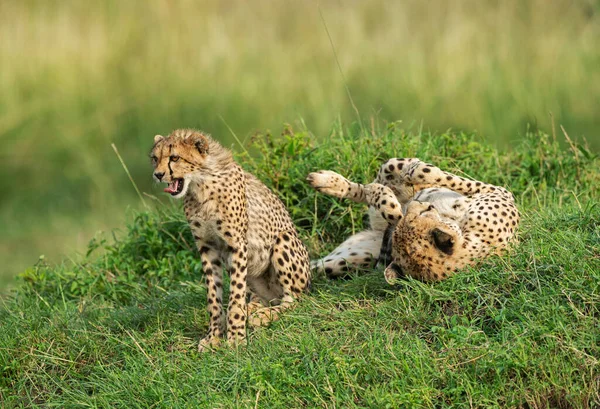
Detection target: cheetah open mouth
<box><xmin>164</xmin><ymin>178</ymin><xmax>184</xmax><ymax>196</ymax></box>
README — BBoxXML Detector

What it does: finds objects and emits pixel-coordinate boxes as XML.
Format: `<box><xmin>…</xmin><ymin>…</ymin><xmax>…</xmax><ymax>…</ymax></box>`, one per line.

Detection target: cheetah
<box><xmin>307</xmin><ymin>158</ymin><xmax>519</xmax><ymax>282</ymax></box>
<box><xmin>151</xmin><ymin>129</ymin><xmax>311</xmax><ymax>351</ymax></box>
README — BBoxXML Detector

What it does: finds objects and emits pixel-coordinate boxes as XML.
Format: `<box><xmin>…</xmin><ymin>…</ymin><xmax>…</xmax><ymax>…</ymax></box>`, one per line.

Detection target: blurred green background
<box><xmin>1</xmin><ymin>0</ymin><xmax>599</xmax><ymax>287</ymax></box>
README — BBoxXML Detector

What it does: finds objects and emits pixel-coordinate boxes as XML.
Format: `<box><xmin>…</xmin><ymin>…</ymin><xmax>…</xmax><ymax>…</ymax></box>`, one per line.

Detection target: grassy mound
<box><xmin>1</xmin><ymin>123</ymin><xmax>598</xmax><ymax>407</ymax></box>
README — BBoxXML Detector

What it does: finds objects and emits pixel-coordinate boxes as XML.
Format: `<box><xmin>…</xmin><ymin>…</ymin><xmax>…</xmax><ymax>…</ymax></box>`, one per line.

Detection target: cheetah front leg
<box><xmin>248</xmin><ymin>231</ymin><xmax>311</xmax><ymax>327</ymax></box>
<box><xmin>225</xmin><ymin>239</ymin><xmax>249</xmax><ymax>348</ymax></box>
<box><xmin>307</xmin><ymin>170</ymin><xmax>368</xmax><ymax>203</ymax></box>
<box><xmin>197</xmin><ymin>245</ymin><xmax>226</xmax><ymax>352</ymax></box>
<box><xmin>307</xmin><ymin>170</ymin><xmax>403</xmax><ymax>224</ymax></box>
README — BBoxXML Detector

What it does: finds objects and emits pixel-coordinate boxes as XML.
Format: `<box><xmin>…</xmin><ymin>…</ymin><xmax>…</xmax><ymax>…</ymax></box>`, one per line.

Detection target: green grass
<box><xmin>1</xmin><ymin>0</ymin><xmax>600</xmax><ymax>284</ymax></box>
<box><xmin>1</xmin><ymin>124</ymin><xmax>598</xmax><ymax>407</ymax></box>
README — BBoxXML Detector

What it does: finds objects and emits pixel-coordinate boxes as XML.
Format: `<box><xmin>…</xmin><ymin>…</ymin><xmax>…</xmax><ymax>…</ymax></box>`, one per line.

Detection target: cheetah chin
<box><xmin>163</xmin><ymin>177</ymin><xmax>191</xmax><ymax>199</ymax></box>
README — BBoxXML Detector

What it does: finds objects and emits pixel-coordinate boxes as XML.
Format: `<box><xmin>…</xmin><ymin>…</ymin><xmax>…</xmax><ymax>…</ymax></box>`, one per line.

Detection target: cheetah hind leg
<box><xmin>248</xmin><ymin>231</ymin><xmax>311</xmax><ymax>328</ymax></box>
<box><xmin>311</xmin><ymin>230</ymin><xmax>383</xmax><ymax>279</ymax></box>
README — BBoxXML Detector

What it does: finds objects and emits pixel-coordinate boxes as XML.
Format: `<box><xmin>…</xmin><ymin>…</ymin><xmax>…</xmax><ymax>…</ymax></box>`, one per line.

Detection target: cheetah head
<box><xmin>385</xmin><ymin>201</ymin><xmax>466</xmax><ymax>282</ymax></box>
<box><xmin>150</xmin><ymin>129</ymin><xmax>210</xmax><ymax>199</ymax></box>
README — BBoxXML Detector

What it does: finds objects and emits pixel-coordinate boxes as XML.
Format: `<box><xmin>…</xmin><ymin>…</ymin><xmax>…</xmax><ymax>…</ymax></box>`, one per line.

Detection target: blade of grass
<box><xmin>112</xmin><ymin>143</ymin><xmax>148</xmax><ymax>209</ymax></box>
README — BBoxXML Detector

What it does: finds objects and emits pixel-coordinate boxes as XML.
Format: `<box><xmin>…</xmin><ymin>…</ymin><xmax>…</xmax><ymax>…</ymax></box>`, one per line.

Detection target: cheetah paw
<box><xmin>248</xmin><ymin>308</ymin><xmax>277</xmax><ymax>327</ymax></box>
<box><xmin>307</xmin><ymin>171</ymin><xmax>350</xmax><ymax>198</ymax></box>
<box><xmin>198</xmin><ymin>335</ymin><xmax>221</xmax><ymax>353</ymax></box>
<box><xmin>226</xmin><ymin>336</ymin><xmax>247</xmax><ymax>349</ymax></box>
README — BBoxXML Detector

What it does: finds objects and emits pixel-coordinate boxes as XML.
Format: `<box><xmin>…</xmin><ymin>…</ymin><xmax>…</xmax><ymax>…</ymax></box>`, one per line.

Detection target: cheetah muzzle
<box><xmin>163</xmin><ymin>178</ymin><xmax>185</xmax><ymax>196</ymax></box>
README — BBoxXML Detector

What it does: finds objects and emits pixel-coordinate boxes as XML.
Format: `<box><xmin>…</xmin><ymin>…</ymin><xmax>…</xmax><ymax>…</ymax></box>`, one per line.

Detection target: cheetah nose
<box><xmin>154</xmin><ymin>172</ymin><xmax>165</xmax><ymax>181</ymax></box>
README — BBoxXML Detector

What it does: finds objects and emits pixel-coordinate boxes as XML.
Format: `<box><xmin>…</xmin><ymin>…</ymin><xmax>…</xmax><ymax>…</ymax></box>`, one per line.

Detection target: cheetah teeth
<box><xmin>164</xmin><ymin>179</ymin><xmax>183</xmax><ymax>195</ymax></box>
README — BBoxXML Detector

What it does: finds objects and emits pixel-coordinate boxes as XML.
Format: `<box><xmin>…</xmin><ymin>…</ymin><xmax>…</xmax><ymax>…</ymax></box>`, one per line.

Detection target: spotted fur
<box><xmin>308</xmin><ymin>158</ymin><xmax>519</xmax><ymax>282</ymax></box>
<box><xmin>151</xmin><ymin>129</ymin><xmax>310</xmax><ymax>351</ymax></box>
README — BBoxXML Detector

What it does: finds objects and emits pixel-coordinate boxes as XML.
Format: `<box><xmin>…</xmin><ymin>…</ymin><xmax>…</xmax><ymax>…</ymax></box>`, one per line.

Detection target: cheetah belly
<box><xmin>244</xmin><ymin>191</ymin><xmax>289</xmax><ymax>278</ymax></box>
<box><xmin>245</xmin><ymin>233</ymin><xmax>272</xmax><ymax>278</ymax></box>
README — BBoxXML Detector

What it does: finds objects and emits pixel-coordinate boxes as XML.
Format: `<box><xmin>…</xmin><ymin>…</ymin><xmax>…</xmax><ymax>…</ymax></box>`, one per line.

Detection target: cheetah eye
<box><xmin>170</xmin><ymin>155</ymin><xmax>180</xmax><ymax>162</ymax></box>
<box><xmin>151</xmin><ymin>155</ymin><xmax>158</xmax><ymax>165</ymax></box>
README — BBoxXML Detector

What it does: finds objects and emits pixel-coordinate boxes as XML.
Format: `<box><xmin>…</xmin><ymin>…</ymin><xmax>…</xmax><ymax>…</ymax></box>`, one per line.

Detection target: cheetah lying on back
<box><xmin>151</xmin><ymin>129</ymin><xmax>310</xmax><ymax>350</ymax></box>
<box><xmin>308</xmin><ymin>158</ymin><xmax>519</xmax><ymax>282</ymax></box>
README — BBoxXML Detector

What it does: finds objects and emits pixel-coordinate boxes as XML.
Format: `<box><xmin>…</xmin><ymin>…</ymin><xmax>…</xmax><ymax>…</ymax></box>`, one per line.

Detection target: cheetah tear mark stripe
<box><xmin>167</xmin><ymin>144</ymin><xmax>174</xmax><ymax>178</ymax></box>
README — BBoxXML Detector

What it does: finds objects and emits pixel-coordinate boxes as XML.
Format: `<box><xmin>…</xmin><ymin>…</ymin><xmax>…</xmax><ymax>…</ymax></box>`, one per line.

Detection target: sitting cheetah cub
<box><xmin>151</xmin><ymin>129</ymin><xmax>310</xmax><ymax>351</ymax></box>
<box><xmin>308</xmin><ymin>158</ymin><xmax>519</xmax><ymax>282</ymax></box>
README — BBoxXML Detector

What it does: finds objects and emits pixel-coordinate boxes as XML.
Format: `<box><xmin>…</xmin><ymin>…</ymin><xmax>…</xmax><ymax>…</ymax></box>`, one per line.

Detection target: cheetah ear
<box><xmin>154</xmin><ymin>135</ymin><xmax>164</xmax><ymax>144</ymax></box>
<box><xmin>432</xmin><ymin>228</ymin><xmax>454</xmax><ymax>255</ymax></box>
<box><xmin>188</xmin><ymin>133</ymin><xmax>209</xmax><ymax>155</ymax></box>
